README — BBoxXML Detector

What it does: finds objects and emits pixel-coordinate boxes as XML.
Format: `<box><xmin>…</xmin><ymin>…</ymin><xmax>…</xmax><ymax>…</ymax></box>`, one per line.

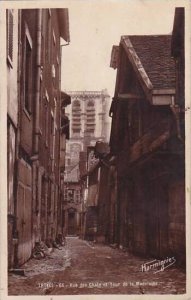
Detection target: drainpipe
<box><xmin>32</xmin><ymin>10</ymin><xmax>42</xmax><ymax>244</ymax></box>
<box><xmin>33</xmin><ymin>9</ymin><xmax>42</xmax><ymax>155</ymax></box>
<box><xmin>59</xmin><ymin>43</ymin><xmax>70</xmax><ymax>236</ymax></box>
<box><xmin>13</xmin><ymin>9</ymin><xmax>22</xmax><ymax>268</ymax></box>
<box><xmin>58</xmin><ymin>45</ymin><xmax>62</xmax><ymax>237</ymax></box>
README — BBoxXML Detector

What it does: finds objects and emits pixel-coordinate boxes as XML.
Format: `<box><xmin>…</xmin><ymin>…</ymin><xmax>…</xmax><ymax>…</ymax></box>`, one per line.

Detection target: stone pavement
<box><xmin>8</xmin><ymin>236</ymin><xmax>186</xmax><ymax>295</ymax></box>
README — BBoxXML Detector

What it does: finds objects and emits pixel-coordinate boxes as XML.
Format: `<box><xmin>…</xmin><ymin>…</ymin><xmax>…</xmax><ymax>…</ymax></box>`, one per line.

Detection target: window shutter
<box><xmin>7</xmin><ymin>10</ymin><xmax>14</xmax><ymax>67</ymax></box>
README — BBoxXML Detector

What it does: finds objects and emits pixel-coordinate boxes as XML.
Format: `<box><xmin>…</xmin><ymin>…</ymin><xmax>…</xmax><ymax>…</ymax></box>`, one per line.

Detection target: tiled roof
<box><xmin>123</xmin><ymin>35</ymin><xmax>176</xmax><ymax>90</ymax></box>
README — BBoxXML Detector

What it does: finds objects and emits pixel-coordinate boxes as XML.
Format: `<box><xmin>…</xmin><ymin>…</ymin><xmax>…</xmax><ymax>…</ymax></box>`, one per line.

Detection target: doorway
<box><xmin>68</xmin><ymin>208</ymin><xmax>77</xmax><ymax>236</ymax></box>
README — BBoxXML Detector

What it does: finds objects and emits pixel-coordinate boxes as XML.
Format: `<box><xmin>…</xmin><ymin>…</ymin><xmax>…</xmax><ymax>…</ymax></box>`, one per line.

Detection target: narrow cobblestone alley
<box><xmin>3</xmin><ymin>5</ymin><xmax>190</xmax><ymax>300</ymax></box>
<box><xmin>8</xmin><ymin>237</ymin><xmax>186</xmax><ymax>295</ymax></box>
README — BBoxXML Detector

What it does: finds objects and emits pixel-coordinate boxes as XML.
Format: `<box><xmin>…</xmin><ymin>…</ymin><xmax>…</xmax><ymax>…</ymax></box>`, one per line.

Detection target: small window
<box><xmin>7</xmin><ymin>10</ymin><xmax>14</xmax><ymax>67</ymax></box>
<box><xmin>52</xmin><ymin>64</ymin><xmax>56</xmax><ymax>78</ymax></box>
<box><xmin>45</xmin><ymin>105</ymin><xmax>49</xmax><ymax>146</ymax></box>
<box><xmin>51</xmin><ymin>114</ymin><xmax>54</xmax><ymax>134</ymax></box>
<box><xmin>53</xmin><ymin>29</ymin><xmax>56</xmax><ymax>45</ymax></box>
<box><xmin>50</xmin><ymin>112</ymin><xmax>54</xmax><ymax>160</ymax></box>
<box><xmin>39</xmin><ymin>78</ymin><xmax>43</xmax><ymax>131</ymax></box>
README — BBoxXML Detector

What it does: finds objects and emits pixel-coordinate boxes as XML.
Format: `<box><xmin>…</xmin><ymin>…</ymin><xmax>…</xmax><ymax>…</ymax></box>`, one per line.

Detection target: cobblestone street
<box><xmin>3</xmin><ymin>5</ymin><xmax>190</xmax><ymax>300</ymax></box>
<box><xmin>8</xmin><ymin>237</ymin><xmax>186</xmax><ymax>295</ymax></box>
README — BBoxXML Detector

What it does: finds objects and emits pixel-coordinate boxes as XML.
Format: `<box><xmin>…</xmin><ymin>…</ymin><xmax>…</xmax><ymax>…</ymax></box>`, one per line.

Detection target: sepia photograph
<box><xmin>0</xmin><ymin>0</ymin><xmax>191</xmax><ymax>299</ymax></box>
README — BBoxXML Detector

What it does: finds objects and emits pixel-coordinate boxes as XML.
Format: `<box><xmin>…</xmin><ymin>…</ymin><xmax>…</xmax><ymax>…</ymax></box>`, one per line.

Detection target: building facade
<box><xmin>65</xmin><ymin>90</ymin><xmax>111</xmax><ymax>167</ymax></box>
<box><xmin>7</xmin><ymin>8</ymin><xmax>70</xmax><ymax>268</ymax></box>
<box><xmin>62</xmin><ymin>181</ymin><xmax>84</xmax><ymax>236</ymax></box>
<box><xmin>170</xmin><ymin>7</ymin><xmax>185</xmax><ymax>265</ymax></box>
<box><xmin>7</xmin><ymin>9</ymin><xmax>19</xmax><ymax>269</ymax></box>
<box><xmin>60</xmin><ymin>92</ymin><xmax>71</xmax><ymax>237</ymax></box>
<box><xmin>107</xmin><ymin>30</ymin><xmax>185</xmax><ymax>264</ymax></box>
<box><xmin>90</xmin><ymin>9</ymin><xmax>185</xmax><ymax>265</ymax></box>
<box><xmin>62</xmin><ymin>90</ymin><xmax>111</xmax><ymax>236</ymax></box>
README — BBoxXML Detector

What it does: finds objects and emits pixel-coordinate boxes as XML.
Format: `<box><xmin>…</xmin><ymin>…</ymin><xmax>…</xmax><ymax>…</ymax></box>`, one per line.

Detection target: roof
<box><xmin>110</xmin><ymin>46</ymin><xmax>119</xmax><ymax>69</ymax></box>
<box><xmin>61</xmin><ymin>91</ymin><xmax>71</xmax><ymax>107</ymax></box>
<box><xmin>65</xmin><ymin>90</ymin><xmax>110</xmax><ymax>99</ymax></box>
<box><xmin>57</xmin><ymin>9</ymin><xmax>70</xmax><ymax>42</ymax></box>
<box><xmin>121</xmin><ymin>35</ymin><xmax>176</xmax><ymax>91</ymax></box>
<box><xmin>171</xmin><ymin>8</ymin><xmax>185</xmax><ymax>57</ymax></box>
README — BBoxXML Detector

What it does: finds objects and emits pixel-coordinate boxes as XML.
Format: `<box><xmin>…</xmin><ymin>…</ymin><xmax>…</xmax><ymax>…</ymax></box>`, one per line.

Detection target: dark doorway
<box><xmin>68</xmin><ymin>209</ymin><xmax>77</xmax><ymax>235</ymax></box>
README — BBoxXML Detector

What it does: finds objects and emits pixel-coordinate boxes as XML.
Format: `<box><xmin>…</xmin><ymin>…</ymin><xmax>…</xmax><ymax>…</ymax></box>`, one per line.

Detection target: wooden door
<box><xmin>17</xmin><ymin>183</ymin><xmax>32</xmax><ymax>265</ymax></box>
<box><xmin>146</xmin><ymin>180</ymin><xmax>159</xmax><ymax>256</ymax></box>
<box><xmin>17</xmin><ymin>160</ymin><xmax>32</xmax><ymax>265</ymax></box>
<box><xmin>147</xmin><ymin>180</ymin><xmax>168</xmax><ymax>257</ymax></box>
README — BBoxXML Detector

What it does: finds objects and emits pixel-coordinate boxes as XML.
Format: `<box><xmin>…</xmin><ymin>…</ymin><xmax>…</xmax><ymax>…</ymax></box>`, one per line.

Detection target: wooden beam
<box><xmin>153</xmin><ymin>89</ymin><xmax>175</xmax><ymax>95</ymax></box>
<box><xmin>152</xmin><ymin>95</ymin><xmax>174</xmax><ymax>105</ymax></box>
<box><xmin>118</xmin><ymin>93</ymin><xmax>142</xmax><ymax>100</ymax></box>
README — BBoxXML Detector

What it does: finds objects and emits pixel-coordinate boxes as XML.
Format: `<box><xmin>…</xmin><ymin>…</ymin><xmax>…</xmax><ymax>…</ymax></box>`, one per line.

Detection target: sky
<box><xmin>61</xmin><ymin>0</ymin><xmax>183</xmax><ymax>98</ymax></box>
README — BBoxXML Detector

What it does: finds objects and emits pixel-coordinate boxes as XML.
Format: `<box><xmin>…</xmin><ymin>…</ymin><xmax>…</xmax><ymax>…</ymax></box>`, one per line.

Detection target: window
<box><xmin>86</xmin><ymin>100</ymin><xmax>95</xmax><ymax>134</ymax></box>
<box><xmin>72</xmin><ymin>100</ymin><xmax>81</xmax><ymax>135</ymax></box>
<box><xmin>7</xmin><ymin>121</ymin><xmax>16</xmax><ymax>215</ymax></box>
<box><xmin>53</xmin><ymin>128</ymin><xmax>57</xmax><ymax>169</ymax></box>
<box><xmin>44</xmin><ymin>91</ymin><xmax>49</xmax><ymax>146</ymax></box>
<box><xmin>41</xmin><ymin>11</ymin><xmax>45</xmax><ymax>66</ymax></box>
<box><xmin>50</xmin><ymin>112</ymin><xmax>55</xmax><ymax>167</ymax></box>
<box><xmin>75</xmin><ymin>190</ymin><xmax>81</xmax><ymax>203</ymax></box>
<box><xmin>7</xmin><ymin>10</ymin><xmax>13</xmax><ymax>67</ymax></box>
<box><xmin>23</xmin><ymin>25</ymin><xmax>33</xmax><ymax>114</ymax></box>
<box><xmin>87</xmin><ymin>118</ymin><xmax>95</xmax><ymax>123</ymax></box>
<box><xmin>45</xmin><ymin>105</ymin><xmax>49</xmax><ymax>147</ymax></box>
<box><xmin>86</xmin><ymin>129</ymin><xmax>94</xmax><ymax>134</ymax></box>
<box><xmin>45</xmin><ymin>10</ymin><xmax>52</xmax><ymax>62</ymax></box>
<box><xmin>87</xmin><ymin>100</ymin><xmax>94</xmax><ymax>107</ymax></box>
<box><xmin>73</xmin><ymin>129</ymin><xmax>80</xmax><ymax>133</ymax></box>
<box><xmin>53</xmin><ymin>29</ymin><xmax>56</xmax><ymax>46</ymax></box>
<box><xmin>51</xmin><ymin>114</ymin><xmax>54</xmax><ymax>135</ymax></box>
<box><xmin>72</xmin><ymin>100</ymin><xmax>81</xmax><ymax>110</ymax></box>
<box><xmin>39</xmin><ymin>78</ymin><xmax>43</xmax><ymax>132</ymax></box>
<box><xmin>68</xmin><ymin>189</ymin><xmax>74</xmax><ymax>202</ymax></box>
<box><xmin>64</xmin><ymin>188</ymin><xmax>68</xmax><ymax>203</ymax></box>
<box><xmin>47</xmin><ymin>12</ymin><xmax>52</xmax><ymax>62</ymax></box>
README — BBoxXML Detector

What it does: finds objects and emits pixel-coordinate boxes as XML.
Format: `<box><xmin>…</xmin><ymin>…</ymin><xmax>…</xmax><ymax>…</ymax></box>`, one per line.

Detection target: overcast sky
<box><xmin>61</xmin><ymin>0</ymin><xmax>183</xmax><ymax>98</ymax></box>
